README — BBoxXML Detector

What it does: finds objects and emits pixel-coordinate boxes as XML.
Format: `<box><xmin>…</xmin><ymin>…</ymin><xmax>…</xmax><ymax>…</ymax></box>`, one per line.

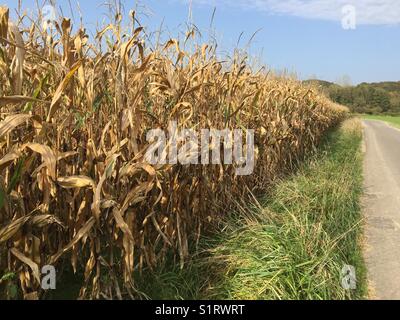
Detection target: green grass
<box><xmin>137</xmin><ymin>118</ymin><xmax>367</xmax><ymax>300</ymax></box>
<box><xmin>363</xmin><ymin>114</ymin><xmax>400</xmax><ymax>129</ymax></box>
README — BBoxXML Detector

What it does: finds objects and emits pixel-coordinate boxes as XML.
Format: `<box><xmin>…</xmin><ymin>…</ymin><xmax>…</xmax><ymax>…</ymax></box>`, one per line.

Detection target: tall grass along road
<box><xmin>205</xmin><ymin>119</ymin><xmax>366</xmax><ymax>300</ymax></box>
<box><xmin>363</xmin><ymin>120</ymin><xmax>400</xmax><ymax>299</ymax></box>
<box><xmin>138</xmin><ymin>119</ymin><xmax>366</xmax><ymax>300</ymax></box>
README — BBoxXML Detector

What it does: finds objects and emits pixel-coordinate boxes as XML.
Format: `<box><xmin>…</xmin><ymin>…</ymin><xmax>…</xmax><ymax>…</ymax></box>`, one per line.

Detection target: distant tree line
<box><xmin>304</xmin><ymin>80</ymin><xmax>400</xmax><ymax>115</ymax></box>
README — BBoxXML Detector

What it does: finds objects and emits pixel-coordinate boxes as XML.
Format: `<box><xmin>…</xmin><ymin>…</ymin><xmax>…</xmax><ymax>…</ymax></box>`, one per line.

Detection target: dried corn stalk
<box><xmin>0</xmin><ymin>6</ymin><xmax>348</xmax><ymax>299</ymax></box>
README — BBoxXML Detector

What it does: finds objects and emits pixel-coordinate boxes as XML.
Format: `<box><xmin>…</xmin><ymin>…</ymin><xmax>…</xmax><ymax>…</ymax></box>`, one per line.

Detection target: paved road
<box><xmin>363</xmin><ymin>120</ymin><xmax>400</xmax><ymax>299</ymax></box>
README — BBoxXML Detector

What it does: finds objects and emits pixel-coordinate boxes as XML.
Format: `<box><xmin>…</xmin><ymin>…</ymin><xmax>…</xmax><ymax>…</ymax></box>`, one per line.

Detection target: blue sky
<box><xmin>3</xmin><ymin>0</ymin><xmax>400</xmax><ymax>84</ymax></box>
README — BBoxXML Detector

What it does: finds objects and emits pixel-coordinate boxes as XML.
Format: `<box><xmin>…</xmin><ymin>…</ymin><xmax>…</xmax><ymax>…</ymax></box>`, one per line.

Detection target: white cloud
<box><xmin>186</xmin><ymin>0</ymin><xmax>400</xmax><ymax>25</ymax></box>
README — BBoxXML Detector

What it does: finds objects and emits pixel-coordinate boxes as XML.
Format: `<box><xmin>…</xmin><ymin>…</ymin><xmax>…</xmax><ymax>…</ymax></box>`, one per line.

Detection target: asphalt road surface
<box><xmin>363</xmin><ymin>120</ymin><xmax>400</xmax><ymax>299</ymax></box>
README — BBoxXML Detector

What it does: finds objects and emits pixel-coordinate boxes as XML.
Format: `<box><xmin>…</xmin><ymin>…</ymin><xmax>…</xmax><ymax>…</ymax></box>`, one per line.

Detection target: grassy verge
<box><xmin>136</xmin><ymin>118</ymin><xmax>366</xmax><ymax>300</ymax></box>
<box><xmin>363</xmin><ymin>114</ymin><xmax>400</xmax><ymax>129</ymax></box>
<box><xmin>135</xmin><ymin>118</ymin><xmax>366</xmax><ymax>300</ymax></box>
<box><xmin>206</xmin><ymin>118</ymin><xmax>366</xmax><ymax>300</ymax></box>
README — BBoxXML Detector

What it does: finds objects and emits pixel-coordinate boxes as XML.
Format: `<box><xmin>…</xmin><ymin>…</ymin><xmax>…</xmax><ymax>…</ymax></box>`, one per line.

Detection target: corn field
<box><xmin>0</xmin><ymin>6</ymin><xmax>348</xmax><ymax>299</ymax></box>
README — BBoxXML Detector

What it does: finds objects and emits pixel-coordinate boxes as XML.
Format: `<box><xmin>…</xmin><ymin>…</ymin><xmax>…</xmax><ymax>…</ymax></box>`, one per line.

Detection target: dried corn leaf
<box><xmin>0</xmin><ymin>6</ymin><xmax>9</xmax><ymax>41</ymax></box>
<box><xmin>9</xmin><ymin>23</ymin><xmax>25</xmax><ymax>95</ymax></box>
<box><xmin>0</xmin><ymin>149</ymin><xmax>20</xmax><ymax>171</ymax></box>
<box><xmin>10</xmin><ymin>248</ymin><xmax>41</xmax><ymax>283</ymax></box>
<box><xmin>50</xmin><ymin>217</ymin><xmax>95</xmax><ymax>264</ymax></box>
<box><xmin>112</xmin><ymin>208</ymin><xmax>134</xmax><ymax>241</ymax></box>
<box><xmin>0</xmin><ymin>95</ymin><xmax>49</xmax><ymax>107</ymax></box>
<box><xmin>57</xmin><ymin>175</ymin><xmax>95</xmax><ymax>189</ymax></box>
<box><xmin>0</xmin><ymin>114</ymin><xmax>31</xmax><ymax>137</ymax></box>
<box><xmin>25</xmin><ymin>143</ymin><xmax>57</xmax><ymax>180</ymax></box>
<box><xmin>46</xmin><ymin>60</ymin><xmax>82</xmax><ymax>121</ymax></box>
<box><xmin>0</xmin><ymin>216</ymin><xmax>30</xmax><ymax>243</ymax></box>
<box><xmin>29</xmin><ymin>214</ymin><xmax>64</xmax><ymax>229</ymax></box>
